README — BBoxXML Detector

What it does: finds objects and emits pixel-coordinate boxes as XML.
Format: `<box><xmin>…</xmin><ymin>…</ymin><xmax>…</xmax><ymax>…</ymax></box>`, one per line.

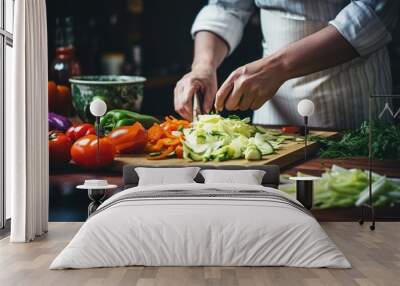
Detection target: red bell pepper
<box><xmin>107</xmin><ymin>122</ymin><xmax>147</xmax><ymax>154</ymax></box>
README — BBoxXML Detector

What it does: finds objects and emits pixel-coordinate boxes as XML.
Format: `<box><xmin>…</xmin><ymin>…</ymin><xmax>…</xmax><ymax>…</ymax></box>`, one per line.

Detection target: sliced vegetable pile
<box><xmin>182</xmin><ymin>114</ymin><xmax>295</xmax><ymax>161</ymax></box>
<box><xmin>313</xmin><ymin>121</ymin><xmax>400</xmax><ymax>160</ymax></box>
<box><xmin>48</xmin><ymin>113</ymin><xmax>303</xmax><ymax>168</ymax></box>
<box><xmin>145</xmin><ymin>116</ymin><xmax>190</xmax><ymax>160</ymax></box>
<box><xmin>281</xmin><ymin>165</ymin><xmax>400</xmax><ymax>208</ymax></box>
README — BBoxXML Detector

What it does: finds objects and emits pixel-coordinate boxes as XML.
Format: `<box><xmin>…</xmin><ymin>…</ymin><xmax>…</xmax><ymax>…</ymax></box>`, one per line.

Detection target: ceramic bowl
<box><xmin>69</xmin><ymin>75</ymin><xmax>146</xmax><ymax>122</ymax></box>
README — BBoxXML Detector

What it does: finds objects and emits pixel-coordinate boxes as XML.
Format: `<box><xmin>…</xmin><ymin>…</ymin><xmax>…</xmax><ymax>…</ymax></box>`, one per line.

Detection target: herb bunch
<box><xmin>312</xmin><ymin>121</ymin><xmax>400</xmax><ymax>160</ymax></box>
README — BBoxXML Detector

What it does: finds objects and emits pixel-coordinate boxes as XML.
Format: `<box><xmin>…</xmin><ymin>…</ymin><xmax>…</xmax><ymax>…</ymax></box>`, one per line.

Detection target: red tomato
<box><xmin>56</xmin><ymin>85</ymin><xmax>72</xmax><ymax>116</ymax></box>
<box><xmin>48</xmin><ymin>81</ymin><xmax>57</xmax><ymax>112</ymax></box>
<box><xmin>281</xmin><ymin>126</ymin><xmax>300</xmax><ymax>134</ymax></box>
<box><xmin>108</xmin><ymin>122</ymin><xmax>147</xmax><ymax>154</ymax></box>
<box><xmin>71</xmin><ymin>135</ymin><xmax>116</xmax><ymax>169</ymax></box>
<box><xmin>49</xmin><ymin>131</ymin><xmax>72</xmax><ymax>168</ymax></box>
<box><xmin>66</xmin><ymin>123</ymin><xmax>96</xmax><ymax>142</ymax></box>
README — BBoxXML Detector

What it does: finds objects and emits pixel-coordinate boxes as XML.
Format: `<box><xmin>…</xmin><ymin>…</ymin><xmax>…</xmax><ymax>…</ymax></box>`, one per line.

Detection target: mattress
<box><xmin>50</xmin><ymin>183</ymin><xmax>351</xmax><ymax>269</ymax></box>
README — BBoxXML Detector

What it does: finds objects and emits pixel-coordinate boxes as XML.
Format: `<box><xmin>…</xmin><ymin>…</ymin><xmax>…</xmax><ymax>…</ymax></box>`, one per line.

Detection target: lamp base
<box><xmin>296</xmin><ymin>180</ymin><xmax>313</xmax><ymax>210</ymax></box>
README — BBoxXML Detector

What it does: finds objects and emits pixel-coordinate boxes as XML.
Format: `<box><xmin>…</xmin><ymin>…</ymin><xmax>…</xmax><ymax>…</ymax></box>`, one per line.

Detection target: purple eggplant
<box><xmin>48</xmin><ymin>112</ymin><xmax>71</xmax><ymax>131</ymax></box>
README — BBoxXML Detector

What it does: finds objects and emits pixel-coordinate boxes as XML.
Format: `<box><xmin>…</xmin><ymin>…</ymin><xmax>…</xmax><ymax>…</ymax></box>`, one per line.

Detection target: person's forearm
<box><xmin>271</xmin><ymin>25</ymin><xmax>359</xmax><ymax>80</ymax></box>
<box><xmin>192</xmin><ymin>31</ymin><xmax>229</xmax><ymax>71</ymax></box>
<box><xmin>215</xmin><ymin>25</ymin><xmax>360</xmax><ymax>112</ymax></box>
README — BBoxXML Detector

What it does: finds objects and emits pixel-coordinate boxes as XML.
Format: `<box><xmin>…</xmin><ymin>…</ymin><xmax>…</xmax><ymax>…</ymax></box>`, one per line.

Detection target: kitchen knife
<box><xmin>192</xmin><ymin>91</ymin><xmax>203</xmax><ymax>122</ymax></box>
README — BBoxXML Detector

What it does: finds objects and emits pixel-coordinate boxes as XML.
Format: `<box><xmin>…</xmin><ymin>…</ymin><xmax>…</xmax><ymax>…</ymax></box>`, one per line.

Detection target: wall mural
<box><xmin>47</xmin><ymin>1</ymin><xmax>400</xmax><ymax>222</ymax></box>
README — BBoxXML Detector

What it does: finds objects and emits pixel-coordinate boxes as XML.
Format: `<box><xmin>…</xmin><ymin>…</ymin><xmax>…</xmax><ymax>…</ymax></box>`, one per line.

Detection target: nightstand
<box><xmin>289</xmin><ymin>176</ymin><xmax>319</xmax><ymax>210</ymax></box>
<box><xmin>77</xmin><ymin>180</ymin><xmax>117</xmax><ymax>217</ymax></box>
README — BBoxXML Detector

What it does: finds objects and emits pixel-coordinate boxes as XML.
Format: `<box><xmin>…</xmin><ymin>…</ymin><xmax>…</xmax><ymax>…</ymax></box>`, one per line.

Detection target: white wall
<box><xmin>6</xmin><ymin>0</ymin><xmax>14</xmax><ymax>33</ymax></box>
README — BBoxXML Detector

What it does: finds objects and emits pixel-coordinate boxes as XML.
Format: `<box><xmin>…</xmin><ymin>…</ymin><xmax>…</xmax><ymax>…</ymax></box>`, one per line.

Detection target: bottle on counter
<box><xmin>51</xmin><ymin>17</ymin><xmax>81</xmax><ymax>85</ymax></box>
<box><xmin>50</xmin><ymin>17</ymin><xmax>81</xmax><ymax>116</ymax></box>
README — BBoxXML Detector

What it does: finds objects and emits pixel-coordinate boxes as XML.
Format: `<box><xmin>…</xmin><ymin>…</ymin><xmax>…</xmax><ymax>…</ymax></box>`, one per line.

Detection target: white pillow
<box><xmin>200</xmin><ymin>169</ymin><xmax>266</xmax><ymax>185</ymax></box>
<box><xmin>135</xmin><ymin>167</ymin><xmax>200</xmax><ymax>186</ymax></box>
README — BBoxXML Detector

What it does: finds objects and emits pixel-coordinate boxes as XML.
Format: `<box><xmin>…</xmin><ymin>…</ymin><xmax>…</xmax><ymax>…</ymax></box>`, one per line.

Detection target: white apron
<box><xmin>253</xmin><ymin>10</ymin><xmax>392</xmax><ymax>130</ymax></box>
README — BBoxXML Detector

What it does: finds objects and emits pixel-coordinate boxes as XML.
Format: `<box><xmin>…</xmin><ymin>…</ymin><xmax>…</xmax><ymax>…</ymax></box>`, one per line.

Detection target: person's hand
<box><xmin>215</xmin><ymin>56</ymin><xmax>288</xmax><ymax>112</ymax></box>
<box><xmin>174</xmin><ymin>67</ymin><xmax>217</xmax><ymax>121</ymax></box>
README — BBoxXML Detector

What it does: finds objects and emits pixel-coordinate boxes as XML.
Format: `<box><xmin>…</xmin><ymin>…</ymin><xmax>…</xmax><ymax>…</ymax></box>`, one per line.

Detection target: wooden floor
<box><xmin>0</xmin><ymin>222</ymin><xmax>399</xmax><ymax>286</ymax></box>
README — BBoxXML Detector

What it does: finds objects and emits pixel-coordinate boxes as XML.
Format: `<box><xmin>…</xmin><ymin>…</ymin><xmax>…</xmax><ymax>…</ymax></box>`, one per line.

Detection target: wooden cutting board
<box><xmin>112</xmin><ymin>130</ymin><xmax>337</xmax><ymax>170</ymax></box>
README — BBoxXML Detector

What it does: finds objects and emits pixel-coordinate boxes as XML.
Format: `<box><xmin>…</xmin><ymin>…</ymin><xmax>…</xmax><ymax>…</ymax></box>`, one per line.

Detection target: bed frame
<box><xmin>122</xmin><ymin>164</ymin><xmax>280</xmax><ymax>189</ymax></box>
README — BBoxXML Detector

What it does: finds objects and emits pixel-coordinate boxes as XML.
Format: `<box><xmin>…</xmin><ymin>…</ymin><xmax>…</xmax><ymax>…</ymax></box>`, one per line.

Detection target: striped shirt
<box><xmin>191</xmin><ymin>0</ymin><xmax>398</xmax><ymax>57</ymax></box>
<box><xmin>191</xmin><ymin>1</ymin><xmax>399</xmax><ymax>129</ymax></box>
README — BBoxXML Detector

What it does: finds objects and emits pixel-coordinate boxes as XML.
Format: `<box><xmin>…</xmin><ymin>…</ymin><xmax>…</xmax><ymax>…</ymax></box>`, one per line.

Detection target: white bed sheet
<box><xmin>50</xmin><ymin>183</ymin><xmax>350</xmax><ymax>269</ymax></box>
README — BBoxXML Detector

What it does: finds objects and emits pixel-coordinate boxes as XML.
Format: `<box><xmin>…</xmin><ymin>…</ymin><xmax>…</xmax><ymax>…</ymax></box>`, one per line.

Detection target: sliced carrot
<box><xmin>145</xmin><ymin>116</ymin><xmax>190</xmax><ymax>159</ymax></box>
<box><xmin>144</xmin><ymin>143</ymin><xmax>159</xmax><ymax>153</ymax></box>
<box><xmin>147</xmin><ymin>146</ymin><xmax>175</xmax><ymax>160</ymax></box>
<box><xmin>157</xmin><ymin>137</ymin><xmax>180</xmax><ymax>146</ymax></box>
<box><xmin>162</xmin><ymin>129</ymin><xmax>182</xmax><ymax>139</ymax></box>
<box><xmin>161</xmin><ymin>117</ymin><xmax>191</xmax><ymax>133</ymax></box>
<box><xmin>160</xmin><ymin>122</ymin><xmax>175</xmax><ymax>133</ymax></box>
<box><xmin>147</xmin><ymin>140</ymin><xmax>164</xmax><ymax>152</ymax></box>
<box><xmin>147</xmin><ymin>123</ymin><xmax>164</xmax><ymax>143</ymax></box>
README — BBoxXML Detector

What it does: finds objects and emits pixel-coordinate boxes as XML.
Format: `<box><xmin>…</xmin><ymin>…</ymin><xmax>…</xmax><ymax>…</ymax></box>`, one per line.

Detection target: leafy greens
<box><xmin>312</xmin><ymin>121</ymin><xmax>400</xmax><ymax>160</ymax></box>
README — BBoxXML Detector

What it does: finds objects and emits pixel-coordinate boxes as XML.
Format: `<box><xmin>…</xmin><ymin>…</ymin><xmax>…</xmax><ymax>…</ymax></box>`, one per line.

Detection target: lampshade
<box><xmin>297</xmin><ymin>99</ymin><xmax>315</xmax><ymax>117</ymax></box>
<box><xmin>90</xmin><ymin>99</ymin><xmax>107</xmax><ymax>117</ymax></box>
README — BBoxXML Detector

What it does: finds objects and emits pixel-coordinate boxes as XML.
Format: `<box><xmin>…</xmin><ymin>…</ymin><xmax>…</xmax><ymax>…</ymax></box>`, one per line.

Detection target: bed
<box><xmin>50</xmin><ymin>165</ymin><xmax>350</xmax><ymax>269</ymax></box>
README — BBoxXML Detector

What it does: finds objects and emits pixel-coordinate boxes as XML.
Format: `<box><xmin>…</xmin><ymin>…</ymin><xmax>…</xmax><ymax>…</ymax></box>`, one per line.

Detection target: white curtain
<box><xmin>8</xmin><ymin>0</ymin><xmax>49</xmax><ymax>242</ymax></box>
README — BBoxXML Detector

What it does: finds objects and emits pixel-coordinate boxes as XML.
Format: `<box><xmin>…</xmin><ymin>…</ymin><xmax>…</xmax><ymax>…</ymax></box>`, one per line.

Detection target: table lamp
<box><xmin>90</xmin><ymin>99</ymin><xmax>107</xmax><ymax>162</ymax></box>
<box><xmin>297</xmin><ymin>99</ymin><xmax>315</xmax><ymax>161</ymax></box>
